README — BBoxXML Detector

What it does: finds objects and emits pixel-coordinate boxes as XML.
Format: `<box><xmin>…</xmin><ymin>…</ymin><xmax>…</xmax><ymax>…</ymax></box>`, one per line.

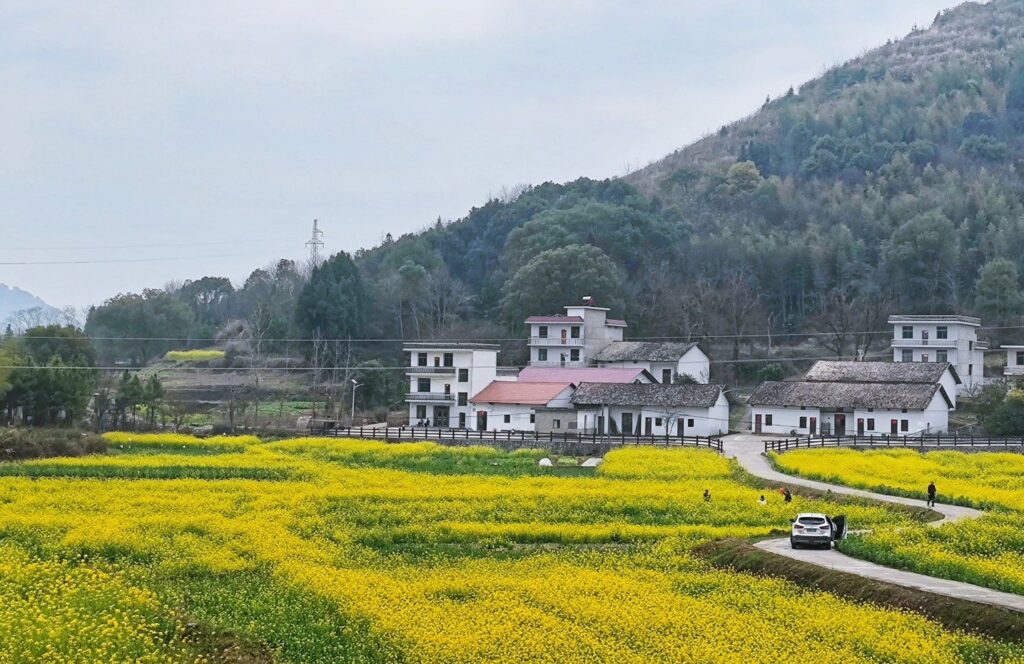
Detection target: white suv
<box><xmin>790</xmin><ymin>513</ymin><xmax>833</xmax><ymax>549</ymax></box>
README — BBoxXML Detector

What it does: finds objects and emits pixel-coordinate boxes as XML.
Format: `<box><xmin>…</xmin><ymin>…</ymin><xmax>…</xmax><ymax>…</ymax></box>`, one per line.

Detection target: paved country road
<box><xmin>721</xmin><ymin>433</ymin><xmax>1024</xmax><ymax>613</ymax></box>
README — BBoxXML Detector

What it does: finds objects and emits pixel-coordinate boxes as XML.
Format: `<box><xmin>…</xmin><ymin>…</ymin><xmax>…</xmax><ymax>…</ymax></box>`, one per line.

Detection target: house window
<box><xmin>969</xmin><ymin>340</ymin><xmax>975</xmax><ymax>351</ymax></box>
<box><xmin>417</xmin><ymin>378</ymin><xmax>430</xmax><ymax>392</ymax></box>
<box><xmin>504</xmin><ymin>414</ymin><xmax>511</xmax><ymax>424</ymax></box>
<box><xmin>901</xmin><ymin>419</ymin><xmax>909</xmax><ymax>432</ymax></box>
<box><xmin>538</xmin><ymin>325</ymin><xmax>548</xmax><ymax>338</ymax></box>
<box><xmin>921</xmin><ymin>353</ymin><xmax>929</xmax><ymax>362</ymax></box>
<box><xmin>936</xmin><ymin>350</ymin><xmax>947</xmax><ymax>363</ymax></box>
<box><xmin>901</xmin><ymin>350</ymin><xmax>913</xmax><ymax>362</ymax></box>
<box><xmin>552</xmin><ymin>419</ymin><xmax>560</xmax><ymax>428</ymax></box>
<box><xmin>570</xmin><ymin>349</ymin><xmax>580</xmax><ymax>362</ymax></box>
<box><xmin>570</xmin><ymin>326</ymin><xmax>581</xmax><ymax>339</ymax></box>
<box><xmin>765</xmin><ymin>414</ymin><xmax>773</xmax><ymax>426</ymax></box>
<box><xmin>867</xmin><ymin>418</ymin><xmax>875</xmax><ymax>431</ymax></box>
<box><xmin>444</xmin><ymin>384</ymin><xmax>451</xmax><ymax>395</ymax></box>
<box><xmin>443</xmin><ymin>353</ymin><xmax>454</xmax><ymax>367</ymax></box>
<box><xmin>567</xmin><ymin>421</ymin><xmax>577</xmax><ymax>430</ymax></box>
<box><xmin>799</xmin><ymin>416</ymin><xmax>807</xmax><ymax>429</ymax></box>
<box><xmin>936</xmin><ymin>326</ymin><xmax>948</xmax><ymax>339</ymax></box>
<box><xmin>417</xmin><ymin>352</ymin><xmax>428</xmax><ymax>366</ymax></box>
<box><xmin>655</xmin><ymin>418</ymin><xmax>663</xmax><ymax>426</ymax></box>
<box><xmin>902</xmin><ymin>326</ymin><xmax>913</xmax><ymax>339</ymax></box>
<box><xmin>968</xmin><ymin>364</ymin><xmax>973</xmax><ymax>376</ymax></box>
<box><xmin>458</xmin><ymin>368</ymin><xmax>469</xmax><ymax>382</ymax></box>
<box><xmin>1017</xmin><ymin>351</ymin><xmax>1024</xmax><ymax>366</ymax></box>
<box><xmin>687</xmin><ymin>418</ymin><xmax>695</xmax><ymax>428</ymax></box>
<box><xmin>901</xmin><ymin>408</ymin><xmax>908</xmax><ymax>413</ymax></box>
<box><xmin>661</xmin><ymin>369</ymin><xmax>672</xmax><ymax>384</ymax></box>
<box><xmin>416</xmin><ymin>405</ymin><xmax>427</xmax><ymax>419</ymax></box>
<box><xmin>530</xmin><ymin>413</ymin><xmax>535</xmax><ymax>424</ymax></box>
<box><xmin>457</xmin><ymin>392</ymin><xmax>467</xmax><ymax>406</ymax></box>
<box><xmin>538</xmin><ymin>348</ymin><xmax>548</xmax><ymax>361</ymax></box>
<box><xmin>458</xmin><ymin>412</ymin><xmax>466</xmax><ymax>428</ymax></box>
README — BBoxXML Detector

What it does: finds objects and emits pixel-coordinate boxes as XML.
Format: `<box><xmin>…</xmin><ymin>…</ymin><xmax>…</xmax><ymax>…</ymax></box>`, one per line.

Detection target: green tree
<box><xmin>982</xmin><ymin>388</ymin><xmax>1024</xmax><ymax>436</ymax></box>
<box><xmin>500</xmin><ymin>244</ymin><xmax>625</xmax><ymax>325</ymax></box>
<box><xmin>883</xmin><ymin>210</ymin><xmax>959</xmax><ymax>310</ymax></box>
<box><xmin>295</xmin><ymin>251</ymin><xmax>368</xmax><ymax>342</ymax></box>
<box><xmin>1</xmin><ymin>327</ymin><xmax>98</xmax><ymax>426</ymax></box>
<box><xmin>975</xmin><ymin>257</ymin><xmax>1023</xmax><ymax>322</ymax></box>
<box><xmin>85</xmin><ymin>290</ymin><xmax>193</xmax><ymax>365</ymax></box>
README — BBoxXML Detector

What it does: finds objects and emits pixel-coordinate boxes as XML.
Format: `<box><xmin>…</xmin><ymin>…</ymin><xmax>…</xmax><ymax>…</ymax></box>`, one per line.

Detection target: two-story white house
<box><xmin>889</xmin><ymin>315</ymin><xmax>986</xmax><ymax>394</ymax></box>
<box><xmin>1004</xmin><ymin>346</ymin><xmax>1024</xmax><ymax>377</ymax></box>
<box><xmin>404</xmin><ymin>342</ymin><xmax>499</xmax><ymax>428</ymax></box>
<box><xmin>593</xmin><ymin>341</ymin><xmax>710</xmax><ymax>384</ymax></box>
<box><xmin>526</xmin><ymin>299</ymin><xmax>625</xmax><ymax>368</ymax></box>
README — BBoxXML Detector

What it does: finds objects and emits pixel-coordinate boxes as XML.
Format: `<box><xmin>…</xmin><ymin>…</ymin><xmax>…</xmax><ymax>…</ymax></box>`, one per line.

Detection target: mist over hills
<box><xmin>0</xmin><ymin>284</ymin><xmax>54</xmax><ymax>327</ymax></box>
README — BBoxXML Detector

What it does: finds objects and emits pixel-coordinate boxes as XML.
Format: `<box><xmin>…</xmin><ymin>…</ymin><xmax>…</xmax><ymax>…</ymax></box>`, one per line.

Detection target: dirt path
<box><xmin>721</xmin><ymin>434</ymin><xmax>1024</xmax><ymax>612</ymax></box>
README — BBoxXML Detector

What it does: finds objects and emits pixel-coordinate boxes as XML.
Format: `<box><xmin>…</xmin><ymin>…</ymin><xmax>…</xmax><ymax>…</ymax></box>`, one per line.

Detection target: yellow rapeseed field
<box><xmin>163</xmin><ymin>349</ymin><xmax>226</xmax><ymax>362</ymax></box>
<box><xmin>0</xmin><ymin>437</ymin><xmax>1018</xmax><ymax>662</ymax></box>
<box><xmin>772</xmin><ymin>448</ymin><xmax>1024</xmax><ymax>595</ymax></box>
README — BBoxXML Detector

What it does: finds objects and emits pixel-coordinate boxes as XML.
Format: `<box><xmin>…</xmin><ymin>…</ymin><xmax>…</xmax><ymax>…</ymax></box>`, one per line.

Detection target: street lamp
<box><xmin>350</xmin><ymin>379</ymin><xmax>361</xmax><ymax>427</ymax></box>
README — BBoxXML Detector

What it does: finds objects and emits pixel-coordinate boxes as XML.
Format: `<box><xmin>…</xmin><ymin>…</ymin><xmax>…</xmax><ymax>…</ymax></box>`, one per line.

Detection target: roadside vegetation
<box><xmin>0</xmin><ymin>440</ymin><xmax>1015</xmax><ymax>661</ymax></box>
<box><xmin>771</xmin><ymin>448</ymin><xmax>1024</xmax><ymax>595</ymax></box>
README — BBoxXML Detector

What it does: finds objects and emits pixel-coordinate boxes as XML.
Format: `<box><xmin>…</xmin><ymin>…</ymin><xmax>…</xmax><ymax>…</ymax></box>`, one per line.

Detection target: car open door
<box><xmin>831</xmin><ymin>515</ymin><xmax>847</xmax><ymax>541</ymax></box>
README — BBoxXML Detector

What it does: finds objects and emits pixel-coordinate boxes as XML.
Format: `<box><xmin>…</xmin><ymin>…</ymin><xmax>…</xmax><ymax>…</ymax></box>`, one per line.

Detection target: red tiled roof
<box><xmin>525</xmin><ymin>316</ymin><xmax>585</xmax><ymax>324</ymax></box>
<box><xmin>469</xmin><ymin>381</ymin><xmax>573</xmax><ymax>405</ymax></box>
<box><xmin>517</xmin><ymin>367</ymin><xmax>649</xmax><ymax>384</ymax></box>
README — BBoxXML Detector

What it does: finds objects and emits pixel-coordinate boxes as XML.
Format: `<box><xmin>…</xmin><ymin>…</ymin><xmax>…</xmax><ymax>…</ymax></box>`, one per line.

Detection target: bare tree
<box><xmin>247</xmin><ymin>304</ymin><xmax>274</xmax><ymax>430</ymax></box>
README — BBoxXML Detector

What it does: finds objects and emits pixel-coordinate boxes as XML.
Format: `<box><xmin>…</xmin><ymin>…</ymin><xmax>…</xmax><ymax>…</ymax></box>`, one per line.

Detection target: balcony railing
<box><xmin>891</xmin><ymin>338</ymin><xmax>956</xmax><ymax>348</ymax></box>
<box><xmin>529</xmin><ymin>336</ymin><xmax>584</xmax><ymax>346</ymax></box>
<box><xmin>529</xmin><ymin>360</ymin><xmax>587</xmax><ymax>368</ymax></box>
<box><xmin>407</xmin><ymin>366</ymin><xmax>457</xmax><ymax>375</ymax></box>
<box><xmin>405</xmin><ymin>392</ymin><xmax>456</xmax><ymax>403</ymax></box>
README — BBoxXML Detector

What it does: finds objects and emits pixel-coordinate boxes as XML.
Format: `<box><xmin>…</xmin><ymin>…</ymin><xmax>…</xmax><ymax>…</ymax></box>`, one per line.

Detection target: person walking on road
<box><xmin>927</xmin><ymin>481</ymin><xmax>937</xmax><ymax>507</ymax></box>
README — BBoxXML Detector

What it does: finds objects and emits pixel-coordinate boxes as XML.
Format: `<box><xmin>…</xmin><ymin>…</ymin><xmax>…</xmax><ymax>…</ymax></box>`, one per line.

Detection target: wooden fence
<box><xmin>309</xmin><ymin>423</ymin><xmax>723</xmax><ymax>453</ymax></box>
<box><xmin>764</xmin><ymin>433</ymin><xmax>1024</xmax><ymax>454</ymax></box>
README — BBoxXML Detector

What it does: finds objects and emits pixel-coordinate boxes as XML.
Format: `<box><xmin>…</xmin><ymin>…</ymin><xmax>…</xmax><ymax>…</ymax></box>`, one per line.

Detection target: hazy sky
<box><xmin>1</xmin><ymin>0</ymin><xmax>963</xmax><ymax>310</ymax></box>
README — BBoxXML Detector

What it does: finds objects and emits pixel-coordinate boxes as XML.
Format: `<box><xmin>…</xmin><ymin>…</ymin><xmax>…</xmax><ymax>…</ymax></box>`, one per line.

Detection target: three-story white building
<box><xmin>526</xmin><ymin>300</ymin><xmax>625</xmax><ymax>367</ymax></box>
<box><xmin>889</xmin><ymin>315</ymin><xmax>986</xmax><ymax>394</ymax></box>
<box><xmin>404</xmin><ymin>342</ymin><xmax>499</xmax><ymax>428</ymax></box>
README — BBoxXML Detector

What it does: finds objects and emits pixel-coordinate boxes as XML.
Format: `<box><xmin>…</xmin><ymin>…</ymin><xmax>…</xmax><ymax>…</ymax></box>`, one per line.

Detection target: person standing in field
<box><xmin>703</xmin><ymin>489</ymin><xmax>711</xmax><ymax>502</ymax></box>
<box><xmin>927</xmin><ymin>481</ymin><xmax>937</xmax><ymax>507</ymax></box>
<box><xmin>758</xmin><ymin>495</ymin><xmax>767</xmax><ymax>506</ymax></box>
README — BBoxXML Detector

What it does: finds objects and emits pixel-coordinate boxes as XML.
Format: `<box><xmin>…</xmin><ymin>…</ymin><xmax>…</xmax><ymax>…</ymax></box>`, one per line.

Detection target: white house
<box><xmin>593</xmin><ymin>341</ymin><xmax>710</xmax><ymax>384</ymax></box>
<box><xmin>748</xmin><ymin>381</ymin><xmax>952</xmax><ymax>436</ymax></box>
<box><xmin>468</xmin><ymin>381</ymin><xmax>575</xmax><ymax>432</ymax></box>
<box><xmin>404</xmin><ymin>342</ymin><xmax>499</xmax><ymax>428</ymax></box>
<box><xmin>889</xmin><ymin>315</ymin><xmax>986</xmax><ymax>394</ymax></box>
<box><xmin>1003</xmin><ymin>346</ymin><xmax>1024</xmax><ymax>377</ymax></box>
<box><xmin>570</xmin><ymin>383</ymin><xmax>729</xmax><ymax>437</ymax></box>
<box><xmin>526</xmin><ymin>299</ymin><xmax>625</xmax><ymax>368</ymax></box>
<box><xmin>803</xmin><ymin>360</ymin><xmax>962</xmax><ymax>408</ymax></box>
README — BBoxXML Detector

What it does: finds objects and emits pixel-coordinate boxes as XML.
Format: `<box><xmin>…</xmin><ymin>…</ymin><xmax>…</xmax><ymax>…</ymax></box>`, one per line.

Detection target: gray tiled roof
<box><xmin>571</xmin><ymin>382</ymin><xmax>723</xmax><ymax>408</ymax></box>
<box><xmin>593</xmin><ymin>341</ymin><xmax>700</xmax><ymax>363</ymax></box>
<box><xmin>805</xmin><ymin>361</ymin><xmax>961</xmax><ymax>385</ymax></box>
<box><xmin>748</xmin><ymin>381</ymin><xmax>951</xmax><ymax>410</ymax></box>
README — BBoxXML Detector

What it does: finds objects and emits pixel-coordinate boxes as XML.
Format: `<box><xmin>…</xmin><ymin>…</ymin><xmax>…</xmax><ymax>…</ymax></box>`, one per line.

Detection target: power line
<box><xmin>12</xmin><ymin>324</ymin><xmax>1024</xmax><ymax>344</ymax></box>
<box><xmin>0</xmin><ymin>238</ymin><xmax>294</xmax><ymax>252</ymax></box>
<box><xmin>0</xmin><ymin>253</ymin><xmax>270</xmax><ymax>266</ymax></box>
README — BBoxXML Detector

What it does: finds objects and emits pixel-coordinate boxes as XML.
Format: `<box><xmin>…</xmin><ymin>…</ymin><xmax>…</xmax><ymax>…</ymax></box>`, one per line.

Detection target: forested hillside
<box><xmin>84</xmin><ymin>0</ymin><xmax>1024</xmax><ymax>379</ymax></box>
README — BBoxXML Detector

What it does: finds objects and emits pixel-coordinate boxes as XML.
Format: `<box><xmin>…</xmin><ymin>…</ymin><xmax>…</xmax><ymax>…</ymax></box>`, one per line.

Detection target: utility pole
<box><xmin>306</xmin><ymin>219</ymin><xmax>325</xmax><ymax>269</ymax></box>
<box><xmin>350</xmin><ymin>379</ymin><xmax>361</xmax><ymax>427</ymax></box>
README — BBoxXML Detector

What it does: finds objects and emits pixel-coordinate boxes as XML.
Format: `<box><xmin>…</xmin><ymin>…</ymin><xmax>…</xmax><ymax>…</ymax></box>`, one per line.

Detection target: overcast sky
<box><xmin>1</xmin><ymin>0</ymin><xmax>963</xmax><ymax>310</ymax></box>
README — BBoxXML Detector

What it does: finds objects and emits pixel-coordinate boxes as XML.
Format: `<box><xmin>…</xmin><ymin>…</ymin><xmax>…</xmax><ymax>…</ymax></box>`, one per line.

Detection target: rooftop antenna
<box><xmin>306</xmin><ymin>219</ymin><xmax>324</xmax><ymax>268</ymax></box>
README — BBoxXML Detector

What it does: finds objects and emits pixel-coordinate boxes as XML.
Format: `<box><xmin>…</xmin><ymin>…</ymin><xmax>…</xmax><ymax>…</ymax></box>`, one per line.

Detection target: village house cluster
<box><xmin>405</xmin><ymin>306</ymin><xmax>1009</xmax><ymax>438</ymax></box>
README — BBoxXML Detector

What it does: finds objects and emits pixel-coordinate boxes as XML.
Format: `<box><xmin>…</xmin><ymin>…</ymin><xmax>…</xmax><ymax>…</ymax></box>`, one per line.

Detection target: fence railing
<box><xmin>765</xmin><ymin>433</ymin><xmax>1024</xmax><ymax>453</ymax></box>
<box><xmin>308</xmin><ymin>423</ymin><xmax>723</xmax><ymax>453</ymax></box>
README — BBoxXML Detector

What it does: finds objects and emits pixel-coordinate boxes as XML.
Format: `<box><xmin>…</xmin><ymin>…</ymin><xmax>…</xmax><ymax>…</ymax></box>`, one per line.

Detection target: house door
<box><xmin>835</xmin><ymin>414</ymin><xmax>846</xmax><ymax>437</ymax></box>
<box><xmin>754</xmin><ymin>414</ymin><xmax>762</xmax><ymax>434</ymax></box>
<box><xmin>890</xmin><ymin>419</ymin><xmax>898</xmax><ymax>435</ymax></box>
<box><xmin>477</xmin><ymin>411</ymin><xmax>487</xmax><ymax>431</ymax></box>
<box><xmin>621</xmin><ymin>413</ymin><xmax>633</xmax><ymax>435</ymax></box>
<box><xmin>560</xmin><ymin>329</ymin><xmax>567</xmax><ymax>344</ymax></box>
<box><xmin>434</xmin><ymin>406</ymin><xmax>450</xmax><ymax>428</ymax></box>
<box><xmin>644</xmin><ymin>417</ymin><xmax>652</xmax><ymax>435</ymax></box>
<box><xmin>857</xmin><ymin>418</ymin><xmax>864</xmax><ymax>435</ymax></box>
<box><xmin>809</xmin><ymin>417</ymin><xmax>817</xmax><ymax>435</ymax></box>
<box><xmin>458</xmin><ymin>412</ymin><xmax>466</xmax><ymax>428</ymax></box>
<box><xmin>597</xmin><ymin>416</ymin><xmax>605</xmax><ymax>434</ymax></box>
